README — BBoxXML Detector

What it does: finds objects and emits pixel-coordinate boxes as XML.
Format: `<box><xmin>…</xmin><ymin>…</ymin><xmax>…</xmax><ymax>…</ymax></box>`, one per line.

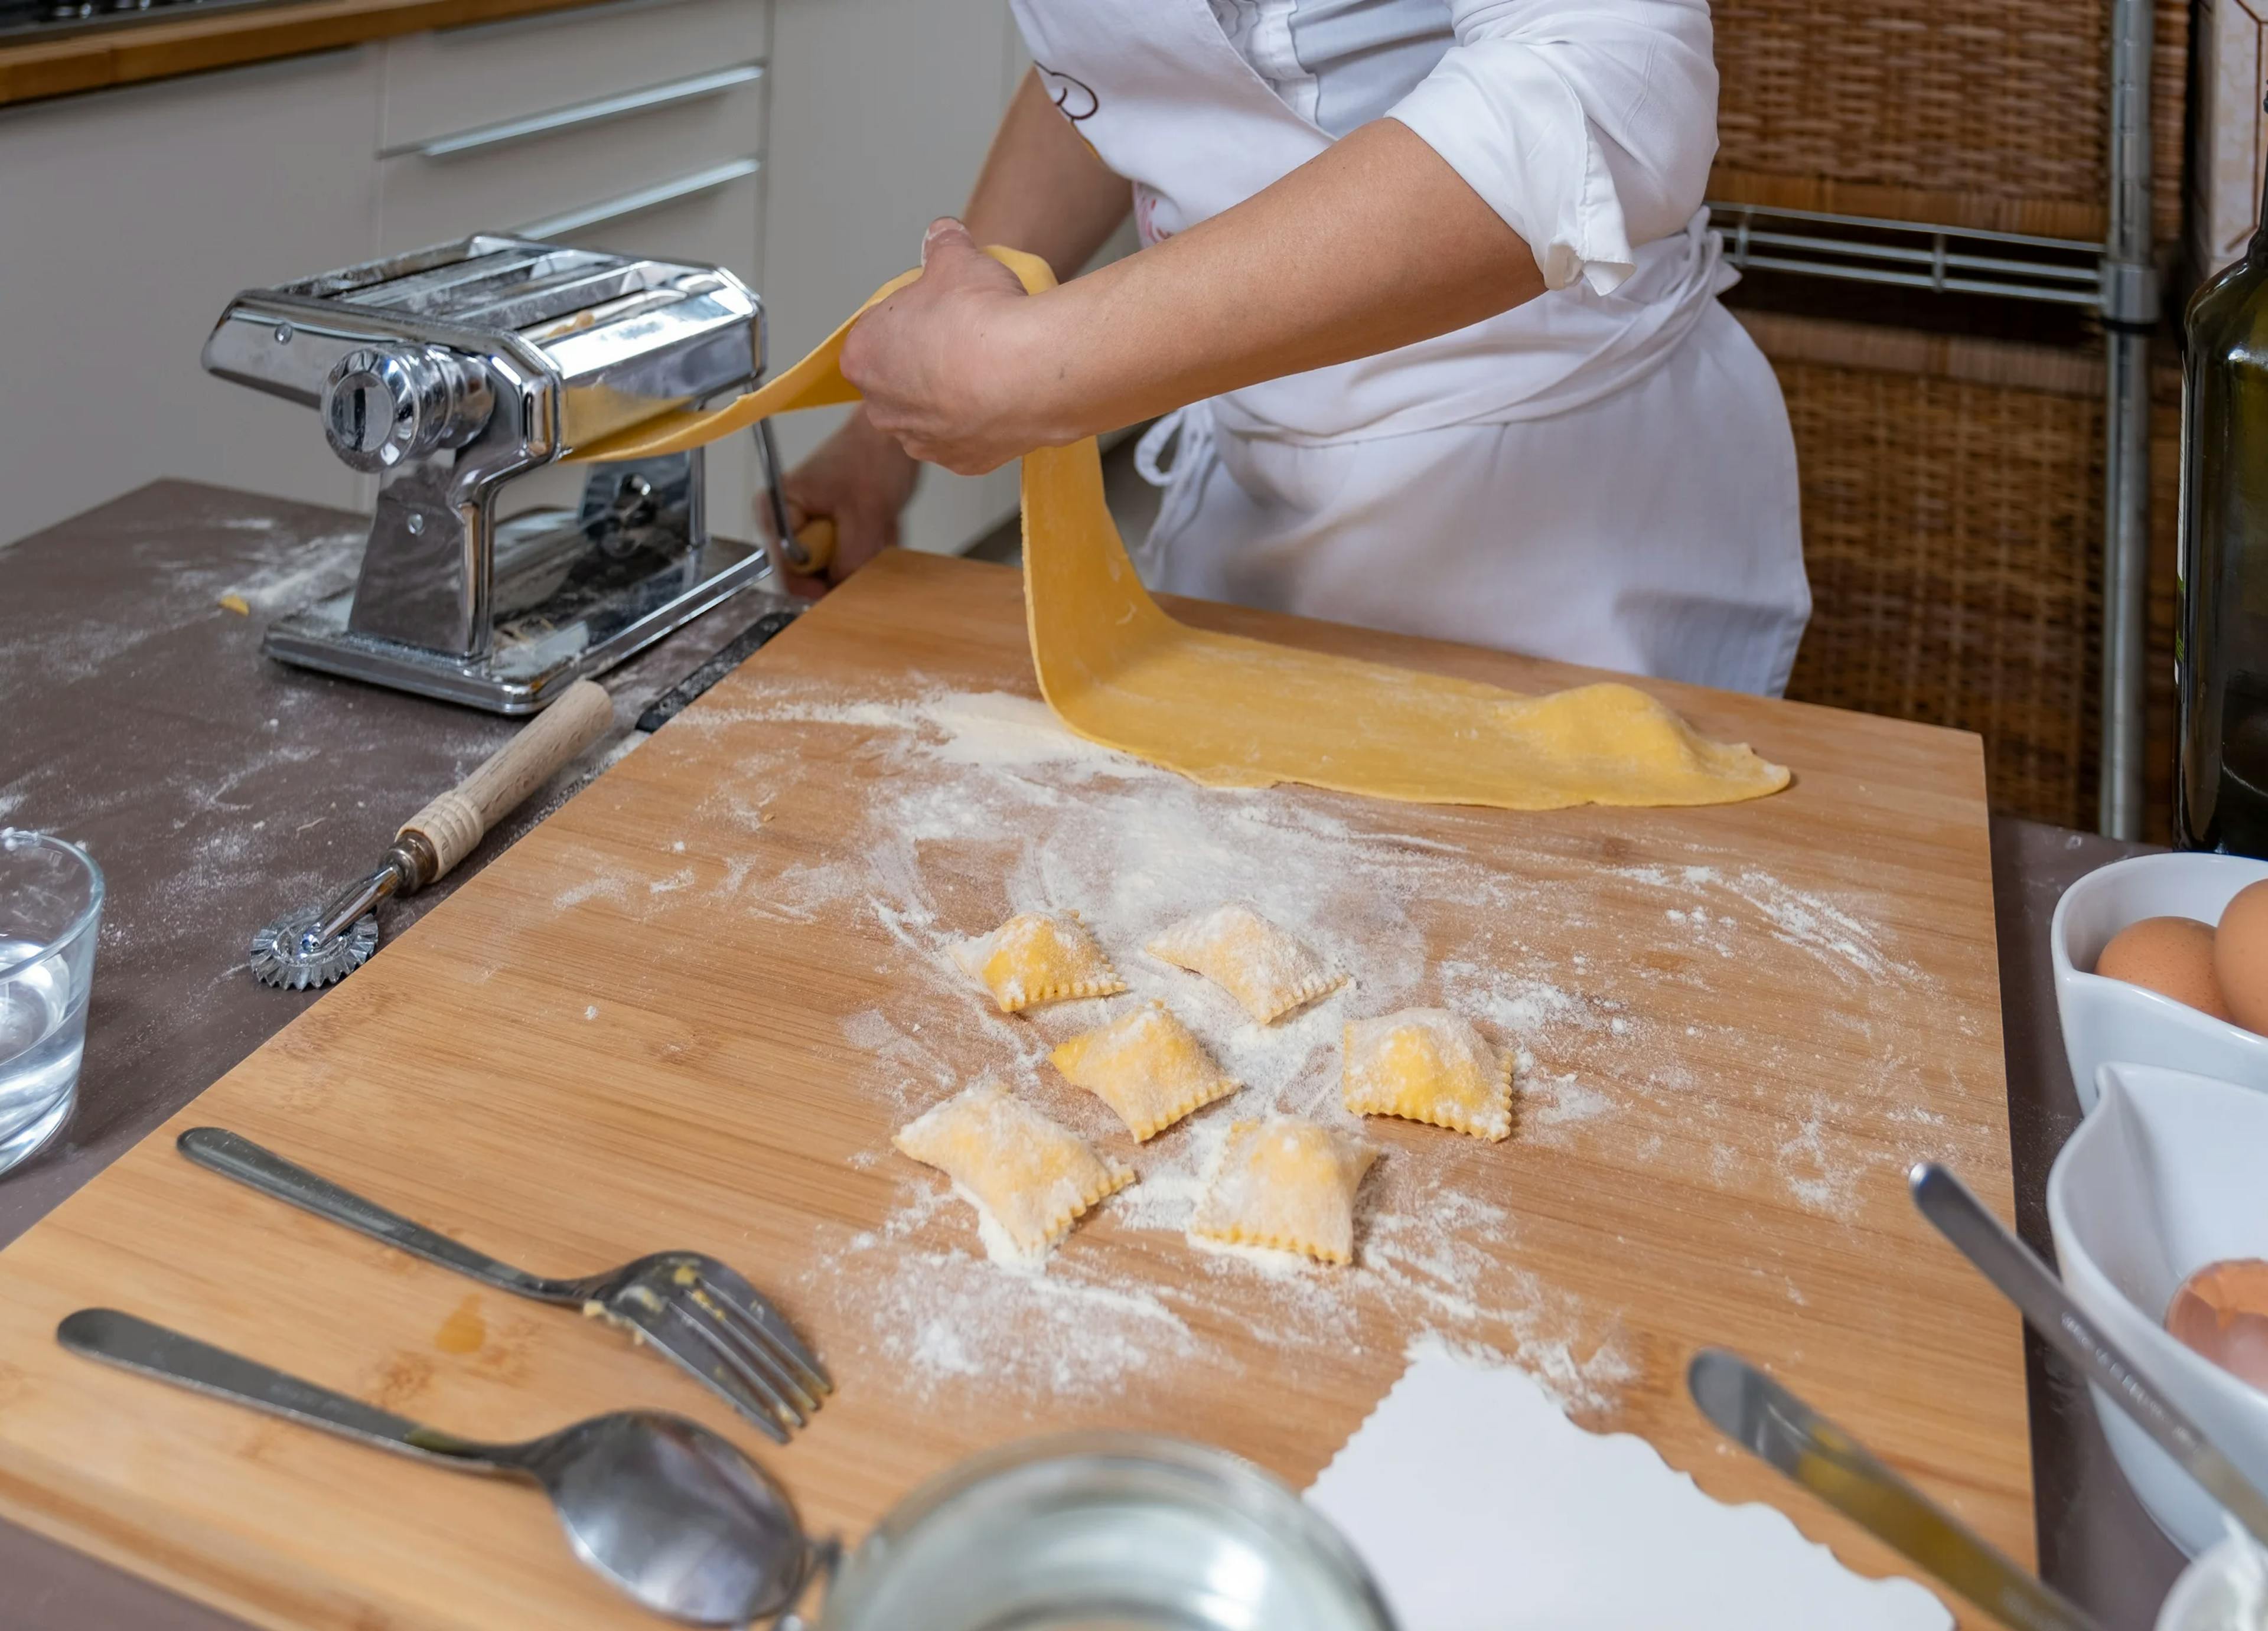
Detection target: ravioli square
<box><xmin>1145</xmin><ymin>903</ymin><xmax>1343</xmax><ymax>1024</ymax></box>
<box><xmin>1342</xmin><ymin>1008</ymin><xmax>1514</xmax><ymax>1141</ymax></box>
<box><xmin>894</xmin><ymin>1082</ymin><xmax>1134</xmax><ymax>1257</ymax></box>
<box><xmin>1190</xmin><ymin>1116</ymin><xmax>1377</xmax><ymax>1265</ymax></box>
<box><xmin>958</xmin><ymin>911</ymin><xmax>1126</xmax><ymax>1013</ymax></box>
<box><xmin>1050</xmin><ymin>1002</ymin><xmax>1240</xmax><ymax>1140</ymax></box>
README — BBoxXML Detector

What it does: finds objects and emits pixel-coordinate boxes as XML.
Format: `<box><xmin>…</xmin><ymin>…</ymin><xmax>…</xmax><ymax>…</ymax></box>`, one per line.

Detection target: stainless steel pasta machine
<box><xmin>201</xmin><ymin>234</ymin><xmax>800</xmax><ymax>713</ymax></box>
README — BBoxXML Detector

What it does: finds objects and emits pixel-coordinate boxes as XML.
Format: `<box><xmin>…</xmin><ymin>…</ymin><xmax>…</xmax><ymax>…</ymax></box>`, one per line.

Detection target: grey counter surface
<box><xmin>0</xmin><ymin>482</ymin><xmax>2189</xmax><ymax>1627</ymax></box>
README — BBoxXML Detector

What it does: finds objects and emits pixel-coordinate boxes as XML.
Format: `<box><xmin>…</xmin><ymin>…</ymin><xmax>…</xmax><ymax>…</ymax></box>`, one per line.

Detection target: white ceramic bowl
<box><xmin>2156</xmin><ymin>1533</ymin><xmax>2268</xmax><ymax>1631</ymax></box>
<box><xmin>2048</xmin><ymin>1063</ymin><xmax>2268</xmax><ymax>1555</ymax></box>
<box><xmin>2051</xmin><ymin>852</ymin><xmax>2268</xmax><ymax>1111</ymax></box>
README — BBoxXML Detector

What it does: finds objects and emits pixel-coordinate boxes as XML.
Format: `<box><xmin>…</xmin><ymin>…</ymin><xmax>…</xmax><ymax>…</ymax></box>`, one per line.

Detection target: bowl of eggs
<box><xmin>2051</xmin><ymin>853</ymin><xmax>2268</xmax><ymax>1111</ymax></box>
<box><xmin>2048</xmin><ymin>1062</ymin><xmax>2268</xmax><ymax>1557</ymax></box>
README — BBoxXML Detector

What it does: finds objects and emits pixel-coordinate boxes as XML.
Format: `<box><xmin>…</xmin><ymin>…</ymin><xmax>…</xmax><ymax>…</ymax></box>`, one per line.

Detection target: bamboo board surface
<box><xmin>0</xmin><ymin>551</ymin><xmax>2028</xmax><ymax>1629</ymax></box>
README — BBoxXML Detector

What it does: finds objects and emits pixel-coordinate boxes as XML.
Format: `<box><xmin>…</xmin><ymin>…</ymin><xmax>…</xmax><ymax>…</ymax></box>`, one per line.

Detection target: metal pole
<box><xmin>2101</xmin><ymin>332</ymin><xmax>2152</xmax><ymax>838</ymax></box>
<box><xmin>2098</xmin><ymin>0</ymin><xmax>2158</xmax><ymax>837</ymax></box>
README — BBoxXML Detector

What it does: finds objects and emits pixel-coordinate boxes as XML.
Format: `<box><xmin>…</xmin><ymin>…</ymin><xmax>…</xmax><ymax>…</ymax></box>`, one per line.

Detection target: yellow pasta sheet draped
<box><xmin>573</xmin><ymin>250</ymin><xmax>1789</xmax><ymax>810</ymax></box>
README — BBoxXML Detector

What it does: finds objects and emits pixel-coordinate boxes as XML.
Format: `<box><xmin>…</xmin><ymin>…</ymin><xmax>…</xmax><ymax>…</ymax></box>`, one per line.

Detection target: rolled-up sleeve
<box><xmin>1385</xmin><ymin>0</ymin><xmax>1718</xmax><ymax>295</ymax></box>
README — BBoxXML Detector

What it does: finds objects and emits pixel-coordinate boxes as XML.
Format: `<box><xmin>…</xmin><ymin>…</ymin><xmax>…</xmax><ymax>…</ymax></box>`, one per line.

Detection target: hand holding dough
<box><xmin>837</xmin><ymin>218</ymin><xmax>1048</xmax><ymax>475</ymax></box>
<box><xmin>574</xmin><ymin>250</ymin><xmax>1791</xmax><ymax>813</ymax></box>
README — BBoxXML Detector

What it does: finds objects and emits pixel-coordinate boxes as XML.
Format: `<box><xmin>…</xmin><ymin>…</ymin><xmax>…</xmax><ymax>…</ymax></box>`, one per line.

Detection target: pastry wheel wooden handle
<box><xmin>398</xmin><ymin>679</ymin><xmax>614</xmax><ymax>882</ymax></box>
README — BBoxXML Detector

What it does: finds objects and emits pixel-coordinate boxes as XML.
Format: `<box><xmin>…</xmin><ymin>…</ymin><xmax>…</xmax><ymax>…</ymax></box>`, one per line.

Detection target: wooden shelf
<box><xmin>0</xmin><ymin>0</ymin><xmax>607</xmax><ymax>108</ymax></box>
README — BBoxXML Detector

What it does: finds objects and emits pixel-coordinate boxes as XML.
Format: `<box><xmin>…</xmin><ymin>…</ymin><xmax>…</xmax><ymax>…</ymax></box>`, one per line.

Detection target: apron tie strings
<box><xmin>1129</xmin><ymin>403</ymin><xmax>1219</xmax><ymax>578</ymax></box>
<box><xmin>1135</xmin><ymin>405</ymin><xmax>1213</xmax><ymax>488</ymax></box>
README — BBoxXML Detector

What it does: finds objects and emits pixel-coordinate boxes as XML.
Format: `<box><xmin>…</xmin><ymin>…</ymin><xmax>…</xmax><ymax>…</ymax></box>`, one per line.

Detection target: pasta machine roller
<box><xmin>201</xmin><ymin>235</ymin><xmax>801</xmax><ymax>712</ymax></box>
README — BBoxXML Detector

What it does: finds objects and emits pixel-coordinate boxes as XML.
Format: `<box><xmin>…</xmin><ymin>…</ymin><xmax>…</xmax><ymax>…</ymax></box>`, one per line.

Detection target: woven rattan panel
<box><xmin>1712</xmin><ymin>0</ymin><xmax>2187</xmax><ymax>244</ymax></box>
<box><xmin>1744</xmin><ymin>312</ymin><xmax>2114</xmax><ymax>827</ymax></box>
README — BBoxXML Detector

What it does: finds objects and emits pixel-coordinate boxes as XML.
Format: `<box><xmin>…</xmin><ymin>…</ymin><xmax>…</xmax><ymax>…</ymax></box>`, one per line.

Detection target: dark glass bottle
<box><xmin>2177</xmin><ymin>167</ymin><xmax>2268</xmax><ymax>856</ymax></box>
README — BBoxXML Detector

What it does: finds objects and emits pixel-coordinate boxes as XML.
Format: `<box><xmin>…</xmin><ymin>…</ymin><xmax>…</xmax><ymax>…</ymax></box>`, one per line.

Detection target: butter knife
<box><xmin>1911</xmin><ymin>1161</ymin><xmax>2268</xmax><ymax>1550</ymax></box>
<box><xmin>1688</xmin><ymin>1348</ymin><xmax>2103</xmax><ymax>1631</ymax></box>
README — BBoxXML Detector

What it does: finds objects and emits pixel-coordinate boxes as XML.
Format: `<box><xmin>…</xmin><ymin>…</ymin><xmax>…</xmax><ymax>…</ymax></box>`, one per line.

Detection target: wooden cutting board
<box><xmin>0</xmin><ymin>550</ymin><xmax>2029</xmax><ymax>1630</ymax></box>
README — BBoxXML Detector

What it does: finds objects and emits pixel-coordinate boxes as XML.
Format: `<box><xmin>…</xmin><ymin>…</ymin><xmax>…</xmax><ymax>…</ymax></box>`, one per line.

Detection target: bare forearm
<box><xmin>1017</xmin><ymin>119</ymin><xmax>1544</xmax><ymax>440</ymax></box>
<box><xmin>839</xmin><ymin>113</ymin><xmax>1546</xmax><ymax>474</ymax></box>
<box><xmin>964</xmin><ymin>70</ymin><xmax>1132</xmax><ymax>282</ymax></box>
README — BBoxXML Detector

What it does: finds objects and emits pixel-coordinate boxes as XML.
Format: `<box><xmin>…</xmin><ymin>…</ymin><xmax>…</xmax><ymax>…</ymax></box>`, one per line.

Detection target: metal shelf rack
<box><xmin>1705</xmin><ymin>0</ymin><xmax>2161</xmax><ymax>839</ymax></box>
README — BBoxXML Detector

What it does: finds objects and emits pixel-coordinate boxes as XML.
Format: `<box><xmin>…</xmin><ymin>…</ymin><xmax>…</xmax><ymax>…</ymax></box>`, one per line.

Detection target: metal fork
<box><xmin>177</xmin><ymin>1127</ymin><xmax>831</xmax><ymax>1444</ymax></box>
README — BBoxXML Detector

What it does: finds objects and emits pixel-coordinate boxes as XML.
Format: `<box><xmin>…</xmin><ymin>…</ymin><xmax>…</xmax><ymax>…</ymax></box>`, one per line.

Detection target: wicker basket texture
<box><xmin>1742</xmin><ymin>311</ymin><xmax>2178</xmax><ymax>833</ymax></box>
<box><xmin>1711</xmin><ymin>0</ymin><xmax>2188</xmax><ymax>244</ymax></box>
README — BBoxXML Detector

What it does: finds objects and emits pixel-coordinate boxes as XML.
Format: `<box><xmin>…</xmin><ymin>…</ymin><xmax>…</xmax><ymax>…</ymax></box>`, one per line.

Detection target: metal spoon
<box><xmin>1909</xmin><ymin>1162</ymin><xmax>2268</xmax><ymax>1550</ymax></box>
<box><xmin>1689</xmin><ymin>1348</ymin><xmax>2103</xmax><ymax>1631</ymax></box>
<box><xmin>57</xmin><ymin>1308</ymin><xmax>810</xmax><ymax>1625</ymax></box>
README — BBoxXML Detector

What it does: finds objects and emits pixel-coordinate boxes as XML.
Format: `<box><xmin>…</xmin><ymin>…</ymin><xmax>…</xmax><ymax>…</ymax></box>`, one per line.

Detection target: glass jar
<box><xmin>817</xmin><ymin>1433</ymin><xmax>1399</xmax><ymax>1631</ymax></box>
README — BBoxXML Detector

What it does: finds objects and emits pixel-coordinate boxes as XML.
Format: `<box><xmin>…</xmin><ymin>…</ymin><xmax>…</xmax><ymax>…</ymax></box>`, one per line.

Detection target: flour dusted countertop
<box><xmin>0</xmin><ymin>489</ymin><xmax>2185</xmax><ymax>1628</ymax></box>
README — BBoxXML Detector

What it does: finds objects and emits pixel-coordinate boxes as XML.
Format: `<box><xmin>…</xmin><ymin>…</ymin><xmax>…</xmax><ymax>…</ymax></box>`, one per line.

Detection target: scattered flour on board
<box><xmin>617</xmin><ymin>681</ymin><xmax>1951</xmax><ymax>1413</ymax></box>
<box><xmin>1625</xmin><ymin>863</ymin><xmax>1917</xmax><ymax>985</ymax></box>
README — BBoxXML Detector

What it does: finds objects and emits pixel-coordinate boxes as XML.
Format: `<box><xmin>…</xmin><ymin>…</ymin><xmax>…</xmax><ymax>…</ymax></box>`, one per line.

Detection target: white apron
<box><xmin>1011</xmin><ymin>0</ymin><xmax>1810</xmax><ymax>697</ymax></box>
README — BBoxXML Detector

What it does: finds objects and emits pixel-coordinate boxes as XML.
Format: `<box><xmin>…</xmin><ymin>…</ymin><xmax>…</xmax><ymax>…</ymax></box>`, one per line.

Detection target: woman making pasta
<box><xmin>779</xmin><ymin>0</ymin><xmax>1808</xmax><ymax>697</ymax></box>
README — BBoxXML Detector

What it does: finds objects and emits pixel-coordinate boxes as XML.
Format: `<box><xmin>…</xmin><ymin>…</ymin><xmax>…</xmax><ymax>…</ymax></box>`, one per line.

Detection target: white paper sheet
<box><xmin>1305</xmin><ymin>1341</ymin><xmax>1952</xmax><ymax>1630</ymax></box>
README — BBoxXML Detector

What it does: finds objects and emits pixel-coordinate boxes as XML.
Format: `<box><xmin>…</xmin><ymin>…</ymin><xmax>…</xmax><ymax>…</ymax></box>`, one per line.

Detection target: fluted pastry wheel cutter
<box><xmin>249</xmin><ymin>679</ymin><xmax>613</xmax><ymax>989</ymax></box>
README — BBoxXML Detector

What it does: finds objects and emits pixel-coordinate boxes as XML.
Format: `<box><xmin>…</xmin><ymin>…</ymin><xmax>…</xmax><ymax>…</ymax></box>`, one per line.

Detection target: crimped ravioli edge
<box><xmin>1342</xmin><ymin>1083</ymin><xmax>1513</xmax><ymax>1143</ymax></box>
<box><xmin>992</xmin><ymin>968</ymin><xmax>1129</xmax><ymax>1013</ymax></box>
<box><xmin>1189</xmin><ymin>1218</ymin><xmax>1353</xmax><ymax>1265</ymax></box>
<box><xmin>1116</xmin><ymin>1072</ymin><xmax>1241</xmax><ymax>1141</ymax></box>
<box><xmin>1242</xmin><ymin>967</ymin><xmax>1347</xmax><ymax>1025</ymax></box>
<box><xmin>1015</xmin><ymin>1160</ymin><xmax>1138</xmax><ymax>1251</ymax></box>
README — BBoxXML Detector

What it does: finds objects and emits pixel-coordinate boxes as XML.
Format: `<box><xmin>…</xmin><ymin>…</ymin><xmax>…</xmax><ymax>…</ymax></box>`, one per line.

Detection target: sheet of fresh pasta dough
<box><xmin>574</xmin><ymin>250</ymin><xmax>1791</xmax><ymax>811</ymax></box>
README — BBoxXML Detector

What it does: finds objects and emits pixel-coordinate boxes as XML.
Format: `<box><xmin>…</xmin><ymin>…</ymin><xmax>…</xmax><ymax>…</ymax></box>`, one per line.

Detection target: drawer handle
<box><xmin>410</xmin><ymin>63</ymin><xmax>763</xmax><ymax>159</ymax></box>
<box><xmin>516</xmin><ymin>156</ymin><xmax>761</xmax><ymax>239</ymax></box>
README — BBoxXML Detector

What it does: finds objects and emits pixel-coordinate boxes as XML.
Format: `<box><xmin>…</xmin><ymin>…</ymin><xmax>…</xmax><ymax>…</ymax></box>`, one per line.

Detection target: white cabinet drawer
<box><xmin>553</xmin><ymin>157</ymin><xmax>762</xmax><ymax>275</ymax></box>
<box><xmin>0</xmin><ymin>48</ymin><xmax>384</xmax><ymax>543</ymax></box>
<box><xmin>381</xmin><ymin>0</ymin><xmax>770</xmax><ymax>152</ymax></box>
<box><xmin>376</xmin><ymin>70</ymin><xmax>763</xmax><ymax>252</ymax></box>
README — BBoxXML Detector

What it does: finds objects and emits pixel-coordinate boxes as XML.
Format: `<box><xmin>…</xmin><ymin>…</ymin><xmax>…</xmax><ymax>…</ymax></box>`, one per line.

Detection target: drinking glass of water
<box><xmin>0</xmin><ymin>830</ymin><xmax>102</xmax><ymax>1175</ymax></box>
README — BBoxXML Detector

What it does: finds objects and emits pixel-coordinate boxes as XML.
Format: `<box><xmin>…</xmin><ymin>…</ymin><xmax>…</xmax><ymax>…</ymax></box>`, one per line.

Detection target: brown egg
<box><xmin>2166</xmin><ymin>1258</ymin><xmax>2268</xmax><ymax>1394</ymax></box>
<box><xmin>2095</xmin><ymin>916</ymin><xmax>2236</xmax><ymax>1023</ymax></box>
<box><xmin>2214</xmin><ymin>879</ymin><xmax>2268</xmax><ymax>1035</ymax></box>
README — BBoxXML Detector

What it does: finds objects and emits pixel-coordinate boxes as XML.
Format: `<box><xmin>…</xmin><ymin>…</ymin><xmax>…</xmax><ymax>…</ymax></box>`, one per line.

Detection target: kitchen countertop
<box><xmin>0</xmin><ymin>0</ymin><xmax>607</xmax><ymax>108</ymax></box>
<box><xmin>0</xmin><ymin>481</ymin><xmax>2190</xmax><ymax>1627</ymax></box>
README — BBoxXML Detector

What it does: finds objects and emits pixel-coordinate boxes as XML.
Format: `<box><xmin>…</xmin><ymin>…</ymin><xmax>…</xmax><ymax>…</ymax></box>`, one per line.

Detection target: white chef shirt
<box><xmin>1204</xmin><ymin>0</ymin><xmax>1719</xmax><ymax>295</ymax></box>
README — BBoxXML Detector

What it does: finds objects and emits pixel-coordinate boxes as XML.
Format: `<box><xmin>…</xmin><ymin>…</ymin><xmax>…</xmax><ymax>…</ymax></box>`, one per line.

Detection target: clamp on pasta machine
<box><xmin>201</xmin><ymin>234</ymin><xmax>803</xmax><ymax>713</ymax></box>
